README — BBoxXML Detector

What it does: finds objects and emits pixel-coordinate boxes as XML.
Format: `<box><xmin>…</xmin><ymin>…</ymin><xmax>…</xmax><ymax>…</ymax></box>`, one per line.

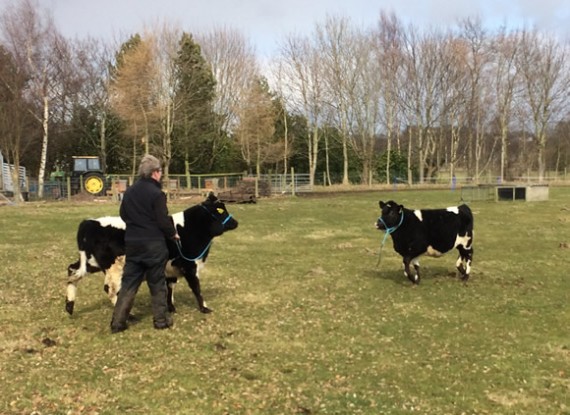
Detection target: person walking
<box><xmin>110</xmin><ymin>154</ymin><xmax>179</xmax><ymax>333</ymax></box>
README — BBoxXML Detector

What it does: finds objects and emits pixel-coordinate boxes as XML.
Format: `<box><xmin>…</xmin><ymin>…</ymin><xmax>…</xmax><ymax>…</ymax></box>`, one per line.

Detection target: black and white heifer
<box><xmin>375</xmin><ymin>200</ymin><xmax>474</xmax><ymax>284</ymax></box>
<box><xmin>66</xmin><ymin>193</ymin><xmax>238</xmax><ymax>315</ymax></box>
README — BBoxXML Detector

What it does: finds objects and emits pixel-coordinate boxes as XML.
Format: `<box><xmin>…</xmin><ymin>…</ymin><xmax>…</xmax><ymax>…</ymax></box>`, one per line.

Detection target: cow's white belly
<box><xmin>426</xmin><ymin>245</ymin><xmax>444</xmax><ymax>257</ymax></box>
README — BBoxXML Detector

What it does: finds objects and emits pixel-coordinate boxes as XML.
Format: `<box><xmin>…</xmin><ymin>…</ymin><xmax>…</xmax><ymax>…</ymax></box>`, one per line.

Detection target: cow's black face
<box><xmin>376</xmin><ymin>200</ymin><xmax>403</xmax><ymax>231</ymax></box>
<box><xmin>202</xmin><ymin>193</ymin><xmax>239</xmax><ymax>236</ymax></box>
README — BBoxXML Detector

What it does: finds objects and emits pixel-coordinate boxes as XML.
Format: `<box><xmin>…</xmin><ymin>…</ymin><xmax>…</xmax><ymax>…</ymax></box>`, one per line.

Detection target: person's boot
<box><xmin>153</xmin><ymin>315</ymin><xmax>173</xmax><ymax>330</ymax></box>
<box><xmin>110</xmin><ymin>292</ymin><xmax>135</xmax><ymax>333</ymax></box>
<box><xmin>151</xmin><ymin>292</ymin><xmax>173</xmax><ymax>330</ymax></box>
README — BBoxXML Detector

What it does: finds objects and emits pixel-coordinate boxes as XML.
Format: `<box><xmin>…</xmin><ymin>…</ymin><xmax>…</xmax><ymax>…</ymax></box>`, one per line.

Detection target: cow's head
<box><xmin>376</xmin><ymin>200</ymin><xmax>404</xmax><ymax>231</ymax></box>
<box><xmin>201</xmin><ymin>192</ymin><xmax>239</xmax><ymax>236</ymax></box>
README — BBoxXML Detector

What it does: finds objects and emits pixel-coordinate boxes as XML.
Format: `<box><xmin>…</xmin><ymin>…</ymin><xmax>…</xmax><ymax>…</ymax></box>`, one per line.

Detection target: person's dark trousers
<box><xmin>110</xmin><ymin>240</ymin><xmax>171</xmax><ymax>332</ymax></box>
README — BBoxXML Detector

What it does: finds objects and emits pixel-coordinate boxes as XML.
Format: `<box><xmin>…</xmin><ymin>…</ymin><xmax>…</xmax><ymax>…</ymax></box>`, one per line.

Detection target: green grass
<box><xmin>1</xmin><ymin>188</ymin><xmax>569</xmax><ymax>414</ymax></box>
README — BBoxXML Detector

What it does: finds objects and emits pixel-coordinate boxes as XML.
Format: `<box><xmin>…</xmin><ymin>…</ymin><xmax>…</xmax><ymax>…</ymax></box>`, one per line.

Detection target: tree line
<box><xmin>0</xmin><ymin>0</ymin><xmax>569</xmax><ymax>200</ymax></box>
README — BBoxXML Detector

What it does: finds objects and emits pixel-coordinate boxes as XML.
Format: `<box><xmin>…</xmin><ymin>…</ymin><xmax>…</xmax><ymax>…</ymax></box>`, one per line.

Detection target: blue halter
<box><xmin>174</xmin><ymin>207</ymin><xmax>233</xmax><ymax>262</ymax></box>
<box><xmin>378</xmin><ymin>211</ymin><xmax>404</xmax><ymax>246</ymax></box>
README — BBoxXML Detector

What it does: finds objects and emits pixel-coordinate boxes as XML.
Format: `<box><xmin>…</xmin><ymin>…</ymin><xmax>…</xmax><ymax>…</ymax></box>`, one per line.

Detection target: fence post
<box><xmin>67</xmin><ymin>176</ymin><xmax>71</xmax><ymax>202</ymax></box>
<box><xmin>291</xmin><ymin>167</ymin><xmax>295</xmax><ymax>197</ymax></box>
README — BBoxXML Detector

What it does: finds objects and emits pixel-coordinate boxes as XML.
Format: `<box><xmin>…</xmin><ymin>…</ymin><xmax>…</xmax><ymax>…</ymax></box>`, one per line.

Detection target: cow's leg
<box><xmin>181</xmin><ymin>260</ymin><xmax>212</xmax><ymax>313</ymax></box>
<box><xmin>66</xmin><ymin>261</ymin><xmax>83</xmax><ymax>315</ymax></box>
<box><xmin>403</xmin><ymin>257</ymin><xmax>420</xmax><ymax>284</ymax></box>
<box><xmin>104</xmin><ymin>256</ymin><xmax>125</xmax><ymax>305</ymax></box>
<box><xmin>412</xmin><ymin>257</ymin><xmax>421</xmax><ymax>283</ymax></box>
<box><xmin>456</xmin><ymin>246</ymin><xmax>473</xmax><ymax>281</ymax></box>
<box><xmin>165</xmin><ymin>277</ymin><xmax>178</xmax><ymax>313</ymax></box>
<box><xmin>165</xmin><ymin>260</ymin><xmax>184</xmax><ymax>313</ymax></box>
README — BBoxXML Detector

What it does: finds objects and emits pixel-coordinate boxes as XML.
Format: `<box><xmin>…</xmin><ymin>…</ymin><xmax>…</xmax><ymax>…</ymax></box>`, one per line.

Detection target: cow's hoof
<box><xmin>461</xmin><ymin>274</ymin><xmax>470</xmax><ymax>282</ymax></box>
<box><xmin>168</xmin><ymin>305</ymin><xmax>177</xmax><ymax>314</ymax></box>
<box><xmin>199</xmin><ymin>306</ymin><xmax>213</xmax><ymax>314</ymax></box>
<box><xmin>65</xmin><ymin>300</ymin><xmax>75</xmax><ymax>315</ymax></box>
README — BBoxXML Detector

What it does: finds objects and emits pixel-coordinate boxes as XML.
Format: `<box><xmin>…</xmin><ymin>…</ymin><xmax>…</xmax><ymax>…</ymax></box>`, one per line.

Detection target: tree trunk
<box><xmin>341</xmin><ymin>132</ymin><xmax>349</xmax><ymax>185</ymax></box>
<box><xmin>308</xmin><ymin>126</ymin><xmax>319</xmax><ymax>187</ymax></box>
<box><xmin>37</xmin><ymin>95</ymin><xmax>49</xmax><ymax>199</ymax></box>
<box><xmin>100</xmin><ymin>113</ymin><xmax>107</xmax><ymax>173</ymax></box>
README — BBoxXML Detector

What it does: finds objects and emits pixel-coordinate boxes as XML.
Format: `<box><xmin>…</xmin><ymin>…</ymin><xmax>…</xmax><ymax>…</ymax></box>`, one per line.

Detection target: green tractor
<box><xmin>50</xmin><ymin>156</ymin><xmax>107</xmax><ymax>197</ymax></box>
<box><xmin>70</xmin><ymin>156</ymin><xmax>106</xmax><ymax>196</ymax></box>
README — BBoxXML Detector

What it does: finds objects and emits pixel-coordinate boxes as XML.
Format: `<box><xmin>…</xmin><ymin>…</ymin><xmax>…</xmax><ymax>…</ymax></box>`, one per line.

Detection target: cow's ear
<box><xmin>398</xmin><ymin>204</ymin><xmax>404</xmax><ymax>213</ymax></box>
<box><xmin>379</xmin><ymin>201</ymin><xmax>386</xmax><ymax>209</ymax></box>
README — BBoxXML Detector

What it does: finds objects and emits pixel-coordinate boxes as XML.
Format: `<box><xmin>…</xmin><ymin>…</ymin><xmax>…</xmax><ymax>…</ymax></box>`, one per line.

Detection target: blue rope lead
<box><xmin>175</xmin><ymin>238</ymin><xmax>212</xmax><ymax>262</ymax></box>
<box><xmin>173</xmin><ymin>214</ymin><xmax>233</xmax><ymax>261</ymax></box>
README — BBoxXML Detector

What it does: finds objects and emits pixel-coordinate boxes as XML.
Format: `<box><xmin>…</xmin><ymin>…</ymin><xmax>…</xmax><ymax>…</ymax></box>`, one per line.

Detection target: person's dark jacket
<box><xmin>120</xmin><ymin>177</ymin><xmax>177</xmax><ymax>242</ymax></box>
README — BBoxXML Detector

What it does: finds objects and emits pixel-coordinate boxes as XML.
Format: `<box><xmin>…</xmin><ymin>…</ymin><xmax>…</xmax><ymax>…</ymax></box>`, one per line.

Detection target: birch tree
<box><xmin>196</xmin><ymin>27</ymin><xmax>257</xmax><ymax>136</ymax></box>
<box><xmin>400</xmin><ymin>26</ymin><xmax>449</xmax><ymax>183</ymax></box>
<box><xmin>490</xmin><ymin>28</ymin><xmax>520</xmax><ymax>182</ymax></box>
<box><xmin>0</xmin><ymin>0</ymin><xmax>65</xmax><ymax>198</ymax></box>
<box><xmin>316</xmin><ymin>15</ymin><xmax>360</xmax><ymax>185</ymax></box>
<box><xmin>277</xmin><ymin>34</ymin><xmax>325</xmax><ymax>186</ymax></box>
<box><xmin>373</xmin><ymin>11</ymin><xmax>405</xmax><ymax>184</ymax></box>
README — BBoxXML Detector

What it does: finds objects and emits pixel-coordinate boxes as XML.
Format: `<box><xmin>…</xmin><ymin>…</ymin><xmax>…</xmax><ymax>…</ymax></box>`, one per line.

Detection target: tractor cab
<box><xmin>70</xmin><ymin>156</ymin><xmax>106</xmax><ymax>196</ymax></box>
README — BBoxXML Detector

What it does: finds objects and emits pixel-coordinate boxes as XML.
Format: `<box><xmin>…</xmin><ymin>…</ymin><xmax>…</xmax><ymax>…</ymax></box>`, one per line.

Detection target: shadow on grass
<box><xmin>69</xmin><ymin>297</ymin><xmax>113</xmax><ymax>319</ymax></box>
<box><xmin>365</xmin><ymin>265</ymin><xmax>461</xmax><ymax>286</ymax></box>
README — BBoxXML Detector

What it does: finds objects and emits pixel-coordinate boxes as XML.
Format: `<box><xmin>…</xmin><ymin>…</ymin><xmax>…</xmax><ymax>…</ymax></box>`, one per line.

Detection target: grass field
<box><xmin>0</xmin><ymin>188</ymin><xmax>569</xmax><ymax>415</ymax></box>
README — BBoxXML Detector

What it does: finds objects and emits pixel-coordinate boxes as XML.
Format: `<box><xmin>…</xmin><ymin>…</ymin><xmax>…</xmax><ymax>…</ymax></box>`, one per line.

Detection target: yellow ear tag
<box><xmin>217</xmin><ymin>208</ymin><xmax>224</xmax><ymax>214</ymax></box>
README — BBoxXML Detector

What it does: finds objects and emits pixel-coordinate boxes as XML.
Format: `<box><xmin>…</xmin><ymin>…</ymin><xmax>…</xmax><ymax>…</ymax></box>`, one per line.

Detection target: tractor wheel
<box><xmin>83</xmin><ymin>173</ymin><xmax>106</xmax><ymax>196</ymax></box>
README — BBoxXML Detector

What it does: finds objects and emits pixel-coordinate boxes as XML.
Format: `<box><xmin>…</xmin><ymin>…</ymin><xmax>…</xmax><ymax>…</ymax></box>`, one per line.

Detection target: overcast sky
<box><xmin>6</xmin><ymin>0</ymin><xmax>570</xmax><ymax>58</ymax></box>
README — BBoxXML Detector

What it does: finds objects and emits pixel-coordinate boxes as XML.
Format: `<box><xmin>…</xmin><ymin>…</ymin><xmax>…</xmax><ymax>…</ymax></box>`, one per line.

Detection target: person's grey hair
<box><xmin>138</xmin><ymin>154</ymin><xmax>161</xmax><ymax>178</ymax></box>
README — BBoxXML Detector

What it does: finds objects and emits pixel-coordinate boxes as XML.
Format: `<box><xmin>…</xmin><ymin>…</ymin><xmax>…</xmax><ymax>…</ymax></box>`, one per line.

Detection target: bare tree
<box><xmin>400</xmin><ymin>25</ymin><xmax>451</xmax><ymax>183</ymax></box>
<box><xmin>316</xmin><ymin>15</ymin><xmax>361</xmax><ymax>185</ymax></box>
<box><xmin>277</xmin><ymin>34</ymin><xmax>326</xmax><ymax>186</ymax></box>
<box><xmin>196</xmin><ymin>27</ymin><xmax>257</xmax><ymax>136</ymax></box>
<box><xmin>72</xmin><ymin>36</ymin><xmax>115</xmax><ymax>172</ymax></box>
<box><xmin>457</xmin><ymin>18</ymin><xmax>496</xmax><ymax>183</ymax></box>
<box><xmin>490</xmin><ymin>27</ymin><xmax>520</xmax><ymax>182</ymax></box>
<box><xmin>350</xmin><ymin>28</ymin><xmax>382</xmax><ymax>185</ymax></box>
<box><xmin>373</xmin><ymin>11</ymin><xmax>405</xmax><ymax>184</ymax></box>
<box><xmin>517</xmin><ymin>28</ymin><xmax>570</xmax><ymax>182</ymax></box>
<box><xmin>146</xmin><ymin>22</ymin><xmax>183</xmax><ymax>180</ymax></box>
<box><xmin>0</xmin><ymin>45</ymin><xmax>31</xmax><ymax>203</ymax></box>
<box><xmin>437</xmin><ymin>35</ymin><xmax>469</xmax><ymax>183</ymax></box>
<box><xmin>0</xmin><ymin>0</ymin><xmax>67</xmax><ymax>198</ymax></box>
<box><xmin>235</xmin><ymin>77</ymin><xmax>277</xmax><ymax>177</ymax></box>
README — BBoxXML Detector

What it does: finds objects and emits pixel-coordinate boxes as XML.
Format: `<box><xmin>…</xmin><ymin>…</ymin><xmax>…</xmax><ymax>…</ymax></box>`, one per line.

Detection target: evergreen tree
<box><xmin>173</xmin><ymin>32</ymin><xmax>218</xmax><ymax>173</ymax></box>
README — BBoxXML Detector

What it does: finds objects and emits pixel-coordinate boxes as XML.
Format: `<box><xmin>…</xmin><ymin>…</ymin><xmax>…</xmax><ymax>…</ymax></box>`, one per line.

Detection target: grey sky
<box><xmin>11</xmin><ymin>0</ymin><xmax>570</xmax><ymax>57</ymax></box>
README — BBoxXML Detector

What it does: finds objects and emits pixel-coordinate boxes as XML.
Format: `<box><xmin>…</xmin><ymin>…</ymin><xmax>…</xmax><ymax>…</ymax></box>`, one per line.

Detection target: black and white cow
<box><xmin>66</xmin><ymin>193</ymin><xmax>238</xmax><ymax>315</ymax></box>
<box><xmin>375</xmin><ymin>200</ymin><xmax>474</xmax><ymax>284</ymax></box>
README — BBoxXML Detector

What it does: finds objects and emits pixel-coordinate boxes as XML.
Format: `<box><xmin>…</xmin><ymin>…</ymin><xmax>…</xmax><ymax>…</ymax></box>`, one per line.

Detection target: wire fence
<box><xmin>17</xmin><ymin>170</ymin><xmax>570</xmax><ymax>201</ymax></box>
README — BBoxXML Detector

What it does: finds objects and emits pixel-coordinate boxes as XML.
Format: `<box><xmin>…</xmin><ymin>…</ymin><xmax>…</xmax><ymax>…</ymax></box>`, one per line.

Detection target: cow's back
<box><xmin>414</xmin><ymin>206</ymin><xmax>472</xmax><ymax>255</ymax></box>
<box><xmin>77</xmin><ymin>219</ymin><xmax>126</xmax><ymax>271</ymax></box>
